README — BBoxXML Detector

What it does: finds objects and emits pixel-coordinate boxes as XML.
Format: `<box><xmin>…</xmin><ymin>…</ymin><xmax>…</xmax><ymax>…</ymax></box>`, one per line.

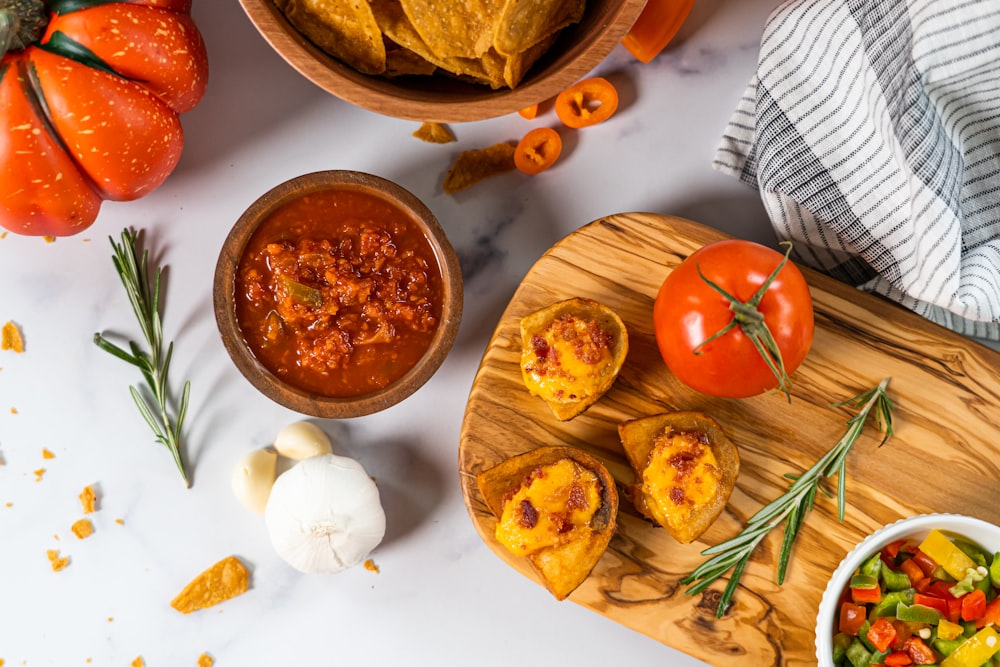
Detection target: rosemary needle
<box><xmin>93</xmin><ymin>228</ymin><xmax>191</xmax><ymax>487</ymax></box>
<box><xmin>682</xmin><ymin>378</ymin><xmax>894</xmax><ymax>617</ymax></box>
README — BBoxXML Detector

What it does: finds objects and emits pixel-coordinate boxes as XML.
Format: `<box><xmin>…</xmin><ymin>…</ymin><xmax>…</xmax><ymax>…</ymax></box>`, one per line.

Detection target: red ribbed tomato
<box><xmin>653</xmin><ymin>240</ymin><xmax>815</xmax><ymax>399</ymax></box>
<box><xmin>0</xmin><ymin>0</ymin><xmax>208</xmax><ymax>236</ymax></box>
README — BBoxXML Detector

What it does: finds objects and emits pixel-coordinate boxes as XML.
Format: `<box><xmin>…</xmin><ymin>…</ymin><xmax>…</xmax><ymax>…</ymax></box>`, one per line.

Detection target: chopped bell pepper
<box><xmin>854</xmin><ymin>583</ymin><xmax>884</xmax><ymax>605</ymax></box>
<box><xmin>882</xmin><ymin>565</ymin><xmax>913</xmax><ymax>592</ymax></box>
<box><xmin>846</xmin><ymin>637</ymin><xmax>874</xmax><ymax>667</ymax></box>
<box><xmin>920</xmin><ymin>530</ymin><xmax>979</xmax><ymax>580</ymax></box>
<box><xmin>900</xmin><ymin>558</ymin><xmax>927</xmax><ymax>585</ymax></box>
<box><xmin>883</xmin><ymin>651</ymin><xmax>914</xmax><ymax>666</ymax></box>
<box><xmin>872</xmin><ymin>590</ymin><xmax>916</xmax><ymax>618</ymax></box>
<box><xmin>940</xmin><ymin>626</ymin><xmax>1000</xmax><ymax>667</ymax></box>
<box><xmin>841</xmin><ymin>601</ymin><xmax>869</xmax><ymax>635</ymax></box>
<box><xmin>833</xmin><ymin>632</ymin><xmax>853</xmax><ymax>663</ymax></box>
<box><xmin>960</xmin><ymin>588</ymin><xmax>986</xmax><ymax>622</ymax></box>
<box><xmin>976</xmin><ymin>597</ymin><xmax>1000</xmax><ymax>630</ymax></box>
<box><xmin>868</xmin><ymin>616</ymin><xmax>899</xmax><ymax>653</ymax></box>
<box><xmin>950</xmin><ymin>567</ymin><xmax>986</xmax><ymax>598</ymax></box>
<box><xmin>938</xmin><ymin>618</ymin><xmax>965</xmax><ymax>641</ymax></box>
<box><xmin>895</xmin><ymin>602</ymin><xmax>942</xmax><ymax>625</ymax></box>
<box><xmin>901</xmin><ymin>636</ymin><xmax>937</xmax><ymax>665</ymax></box>
<box><xmin>991</xmin><ymin>551</ymin><xmax>1000</xmax><ymax>588</ymax></box>
<box><xmin>913</xmin><ymin>593</ymin><xmax>949</xmax><ymax>618</ymax></box>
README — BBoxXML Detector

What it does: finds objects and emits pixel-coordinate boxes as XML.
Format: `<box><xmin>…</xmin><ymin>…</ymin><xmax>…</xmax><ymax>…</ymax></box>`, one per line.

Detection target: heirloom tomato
<box><xmin>0</xmin><ymin>0</ymin><xmax>208</xmax><ymax>237</ymax></box>
<box><xmin>652</xmin><ymin>240</ymin><xmax>814</xmax><ymax>399</ymax></box>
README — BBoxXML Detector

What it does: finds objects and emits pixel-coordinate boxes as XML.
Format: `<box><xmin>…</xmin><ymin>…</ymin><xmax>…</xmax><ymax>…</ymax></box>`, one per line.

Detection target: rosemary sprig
<box><xmin>682</xmin><ymin>378</ymin><xmax>894</xmax><ymax>617</ymax></box>
<box><xmin>93</xmin><ymin>228</ymin><xmax>191</xmax><ymax>487</ymax></box>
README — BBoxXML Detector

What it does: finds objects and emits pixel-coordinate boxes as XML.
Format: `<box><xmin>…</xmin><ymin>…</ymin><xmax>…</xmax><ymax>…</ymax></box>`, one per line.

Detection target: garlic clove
<box><xmin>231</xmin><ymin>448</ymin><xmax>278</xmax><ymax>515</ymax></box>
<box><xmin>273</xmin><ymin>421</ymin><xmax>333</xmax><ymax>460</ymax></box>
<box><xmin>264</xmin><ymin>453</ymin><xmax>386</xmax><ymax>574</ymax></box>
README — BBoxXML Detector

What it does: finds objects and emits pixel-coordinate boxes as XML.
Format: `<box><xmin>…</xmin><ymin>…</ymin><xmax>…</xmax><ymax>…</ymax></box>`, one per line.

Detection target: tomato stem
<box><xmin>694</xmin><ymin>242</ymin><xmax>796</xmax><ymax>401</ymax></box>
<box><xmin>0</xmin><ymin>0</ymin><xmax>47</xmax><ymax>55</ymax></box>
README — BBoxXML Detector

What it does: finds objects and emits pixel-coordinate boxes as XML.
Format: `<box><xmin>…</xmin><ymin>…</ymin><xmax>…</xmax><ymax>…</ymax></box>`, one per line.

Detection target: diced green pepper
<box><xmin>954</xmin><ymin>538</ymin><xmax>989</xmax><ymax>568</ymax></box>
<box><xmin>857</xmin><ymin>620</ymin><xmax>875</xmax><ymax>651</ymax></box>
<box><xmin>861</xmin><ymin>552</ymin><xmax>883</xmax><ymax>578</ymax></box>
<box><xmin>880</xmin><ymin>564</ymin><xmax>912</xmax><ymax>591</ymax></box>
<box><xmin>851</xmin><ymin>574</ymin><xmax>880</xmax><ymax>590</ymax></box>
<box><xmin>846</xmin><ymin>637</ymin><xmax>873</xmax><ymax>667</ymax></box>
<box><xmin>896</xmin><ymin>601</ymin><xmax>942</xmax><ymax>624</ymax></box>
<box><xmin>280</xmin><ymin>276</ymin><xmax>324</xmax><ymax>308</ymax></box>
<box><xmin>940</xmin><ymin>626</ymin><xmax>1000</xmax><ymax>667</ymax></box>
<box><xmin>871</xmin><ymin>589</ymin><xmax>915</xmax><ymax>617</ymax></box>
<box><xmin>991</xmin><ymin>552</ymin><xmax>1000</xmax><ymax>588</ymax></box>
<box><xmin>833</xmin><ymin>632</ymin><xmax>852</xmax><ymax>664</ymax></box>
<box><xmin>934</xmin><ymin>636</ymin><xmax>965</xmax><ymax>657</ymax></box>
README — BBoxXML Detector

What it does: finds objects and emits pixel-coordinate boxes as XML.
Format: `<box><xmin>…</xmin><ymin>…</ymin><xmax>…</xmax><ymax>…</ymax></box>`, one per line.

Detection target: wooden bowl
<box><xmin>238</xmin><ymin>0</ymin><xmax>648</xmax><ymax>122</ymax></box>
<box><xmin>213</xmin><ymin>170</ymin><xmax>463</xmax><ymax>418</ymax></box>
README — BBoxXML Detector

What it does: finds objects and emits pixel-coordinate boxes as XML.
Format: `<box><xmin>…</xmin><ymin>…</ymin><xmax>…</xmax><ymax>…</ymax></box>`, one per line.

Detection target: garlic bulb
<box><xmin>231</xmin><ymin>448</ymin><xmax>278</xmax><ymax>514</ymax></box>
<box><xmin>273</xmin><ymin>420</ymin><xmax>333</xmax><ymax>460</ymax></box>
<box><xmin>264</xmin><ymin>454</ymin><xmax>386</xmax><ymax>574</ymax></box>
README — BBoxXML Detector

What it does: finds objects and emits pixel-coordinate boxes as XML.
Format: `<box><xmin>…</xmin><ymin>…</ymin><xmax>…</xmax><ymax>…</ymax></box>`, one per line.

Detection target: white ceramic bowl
<box><xmin>815</xmin><ymin>513</ymin><xmax>1000</xmax><ymax>666</ymax></box>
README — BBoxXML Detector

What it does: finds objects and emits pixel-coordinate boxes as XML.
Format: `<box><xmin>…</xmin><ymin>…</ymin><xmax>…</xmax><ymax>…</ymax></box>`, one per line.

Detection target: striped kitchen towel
<box><xmin>715</xmin><ymin>0</ymin><xmax>1000</xmax><ymax>340</ymax></box>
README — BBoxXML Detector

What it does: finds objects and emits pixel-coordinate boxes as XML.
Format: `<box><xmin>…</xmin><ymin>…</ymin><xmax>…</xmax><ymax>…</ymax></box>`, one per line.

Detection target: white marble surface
<box><xmin>0</xmin><ymin>1</ymin><xmax>797</xmax><ymax>664</ymax></box>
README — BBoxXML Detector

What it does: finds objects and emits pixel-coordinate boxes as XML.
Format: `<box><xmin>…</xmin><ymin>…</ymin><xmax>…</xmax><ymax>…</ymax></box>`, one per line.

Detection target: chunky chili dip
<box><xmin>234</xmin><ymin>187</ymin><xmax>443</xmax><ymax>397</ymax></box>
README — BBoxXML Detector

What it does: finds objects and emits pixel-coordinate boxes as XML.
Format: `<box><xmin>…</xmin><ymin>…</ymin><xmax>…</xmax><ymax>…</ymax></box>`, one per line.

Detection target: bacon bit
<box><xmin>669</xmin><ymin>486</ymin><xmax>687</xmax><ymax>506</ymax></box>
<box><xmin>518</xmin><ymin>499</ymin><xmax>539</xmax><ymax>529</ymax></box>
<box><xmin>80</xmin><ymin>485</ymin><xmax>98</xmax><ymax>514</ymax></box>
<box><xmin>1</xmin><ymin>321</ymin><xmax>23</xmax><ymax>353</ymax></box>
<box><xmin>46</xmin><ymin>549</ymin><xmax>69</xmax><ymax>572</ymax></box>
<box><xmin>566</xmin><ymin>483</ymin><xmax>587</xmax><ymax>511</ymax></box>
<box><xmin>364</xmin><ymin>559</ymin><xmax>380</xmax><ymax>573</ymax></box>
<box><xmin>72</xmin><ymin>519</ymin><xmax>94</xmax><ymax>539</ymax></box>
<box><xmin>42</xmin><ymin>448</ymin><xmax>55</xmax><ymax>459</ymax></box>
<box><xmin>34</xmin><ymin>468</ymin><xmax>45</xmax><ymax>482</ymax></box>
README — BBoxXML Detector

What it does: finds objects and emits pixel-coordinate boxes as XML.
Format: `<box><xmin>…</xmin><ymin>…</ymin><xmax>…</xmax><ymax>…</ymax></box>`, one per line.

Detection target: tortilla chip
<box><xmin>413</xmin><ymin>122</ymin><xmax>456</xmax><ymax>143</ymax></box>
<box><xmin>503</xmin><ymin>34</ymin><xmax>555</xmax><ymax>88</ymax></box>
<box><xmin>399</xmin><ymin>0</ymin><xmax>505</xmax><ymax>59</ymax></box>
<box><xmin>384</xmin><ymin>41</ymin><xmax>438</xmax><ymax>77</ymax></box>
<box><xmin>170</xmin><ymin>556</ymin><xmax>249</xmax><ymax>614</ymax></box>
<box><xmin>443</xmin><ymin>141</ymin><xmax>516</xmax><ymax>194</ymax></box>
<box><xmin>494</xmin><ymin>0</ymin><xmax>584</xmax><ymax>56</ymax></box>
<box><xmin>1</xmin><ymin>321</ymin><xmax>23</xmax><ymax>352</ymax></box>
<box><xmin>281</xmin><ymin>0</ymin><xmax>387</xmax><ymax>75</ymax></box>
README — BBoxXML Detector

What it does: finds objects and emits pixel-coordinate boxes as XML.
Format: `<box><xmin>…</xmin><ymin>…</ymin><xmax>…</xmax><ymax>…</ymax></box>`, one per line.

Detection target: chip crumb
<box><xmin>80</xmin><ymin>485</ymin><xmax>97</xmax><ymax>514</ymax></box>
<box><xmin>170</xmin><ymin>555</ymin><xmax>250</xmax><ymax>614</ymax></box>
<box><xmin>43</xmin><ymin>235</ymin><xmax>56</xmax><ymax>243</ymax></box>
<box><xmin>5</xmin><ymin>502</ymin><xmax>11</xmax><ymax>508</ymax></box>
<box><xmin>33</xmin><ymin>468</ymin><xmax>45</xmax><ymax>482</ymax></box>
<box><xmin>42</xmin><ymin>448</ymin><xmax>55</xmax><ymax>459</ymax></box>
<box><xmin>1</xmin><ymin>321</ymin><xmax>23</xmax><ymax>353</ymax></box>
<box><xmin>131</xmin><ymin>657</ymin><xmax>144</xmax><ymax>667</ymax></box>
<box><xmin>71</xmin><ymin>518</ymin><xmax>94</xmax><ymax>539</ymax></box>
<box><xmin>9</xmin><ymin>407</ymin><xmax>16</xmax><ymax>415</ymax></box>
<box><xmin>197</xmin><ymin>653</ymin><xmax>214</xmax><ymax>667</ymax></box>
<box><xmin>46</xmin><ymin>549</ymin><xmax>69</xmax><ymax>571</ymax></box>
<box><xmin>443</xmin><ymin>142</ymin><xmax>516</xmax><ymax>194</ymax></box>
<box><xmin>413</xmin><ymin>121</ymin><xmax>456</xmax><ymax>144</ymax></box>
<box><xmin>115</xmin><ymin>518</ymin><xmax>124</xmax><ymax>525</ymax></box>
<box><xmin>364</xmin><ymin>558</ymin><xmax>380</xmax><ymax>573</ymax></box>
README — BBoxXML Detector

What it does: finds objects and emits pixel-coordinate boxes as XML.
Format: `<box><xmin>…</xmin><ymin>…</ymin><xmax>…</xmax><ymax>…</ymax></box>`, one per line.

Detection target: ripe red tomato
<box><xmin>652</xmin><ymin>240</ymin><xmax>814</xmax><ymax>398</ymax></box>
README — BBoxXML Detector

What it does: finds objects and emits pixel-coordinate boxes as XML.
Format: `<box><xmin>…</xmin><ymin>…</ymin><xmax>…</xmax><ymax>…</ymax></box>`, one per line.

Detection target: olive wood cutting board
<box><xmin>458</xmin><ymin>213</ymin><xmax>1000</xmax><ymax>666</ymax></box>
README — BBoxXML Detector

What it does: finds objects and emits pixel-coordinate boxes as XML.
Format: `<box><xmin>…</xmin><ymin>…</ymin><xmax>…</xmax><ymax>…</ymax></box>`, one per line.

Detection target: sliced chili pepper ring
<box><xmin>554</xmin><ymin>77</ymin><xmax>619</xmax><ymax>129</ymax></box>
<box><xmin>514</xmin><ymin>127</ymin><xmax>562</xmax><ymax>175</ymax></box>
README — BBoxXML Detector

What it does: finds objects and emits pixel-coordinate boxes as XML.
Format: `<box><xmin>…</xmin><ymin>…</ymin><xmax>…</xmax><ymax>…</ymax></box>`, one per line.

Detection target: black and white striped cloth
<box><xmin>715</xmin><ymin>0</ymin><xmax>1000</xmax><ymax>340</ymax></box>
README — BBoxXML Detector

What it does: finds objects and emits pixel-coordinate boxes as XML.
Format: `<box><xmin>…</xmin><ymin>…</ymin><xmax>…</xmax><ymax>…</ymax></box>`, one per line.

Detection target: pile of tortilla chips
<box><xmin>274</xmin><ymin>0</ymin><xmax>586</xmax><ymax>89</ymax></box>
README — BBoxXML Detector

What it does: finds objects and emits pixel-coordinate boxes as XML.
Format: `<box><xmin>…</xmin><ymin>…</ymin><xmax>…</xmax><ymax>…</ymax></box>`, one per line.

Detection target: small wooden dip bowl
<box><xmin>213</xmin><ymin>170</ymin><xmax>463</xmax><ymax>418</ymax></box>
<box><xmin>237</xmin><ymin>0</ymin><xmax>648</xmax><ymax>122</ymax></box>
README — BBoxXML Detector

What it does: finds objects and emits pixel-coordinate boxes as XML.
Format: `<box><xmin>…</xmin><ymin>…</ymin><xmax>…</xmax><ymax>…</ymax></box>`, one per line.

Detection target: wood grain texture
<box><xmin>458</xmin><ymin>213</ymin><xmax>1000</xmax><ymax>666</ymax></box>
<box><xmin>237</xmin><ymin>0</ymin><xmax>647</xmax><ymax>122</ymax></box>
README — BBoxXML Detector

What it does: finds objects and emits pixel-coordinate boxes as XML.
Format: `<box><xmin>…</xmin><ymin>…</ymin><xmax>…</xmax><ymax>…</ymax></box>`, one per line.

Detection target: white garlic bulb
<box><xmin>231</xmin><ymin>448</ymin><xmax>278</xmax><ymax>514</ymax></box>
<box><xmin>273</xmin><ymin>421</ymin><xmax>333</xmax><ymax>460</ymax></box>
<box><xmin>264</xmin><ymin>453</ymin><xmax>386</xmax><ymax>574</ymax></box>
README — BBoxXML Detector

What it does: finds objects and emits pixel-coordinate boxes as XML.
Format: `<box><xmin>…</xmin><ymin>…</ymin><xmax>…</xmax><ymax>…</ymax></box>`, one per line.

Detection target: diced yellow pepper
<box><xmin>940</xmin><ymin>626</ymin><xmax>1000</xmax><ymax>667</ymax></box>
<box><xmin>937</xmin><ymin>619</ymin><xmax>964</xmax><ymax>641</ymax></box>
<box><xmin>919</xmin><ymin>530</ymin><xmax>978</xmax><ymax>580</ymax></box>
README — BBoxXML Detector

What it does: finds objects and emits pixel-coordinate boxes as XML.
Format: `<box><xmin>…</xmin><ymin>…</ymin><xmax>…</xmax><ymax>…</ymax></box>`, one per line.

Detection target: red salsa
<box><xmin>234</xmin><ymin>188</ymin><xmax>443</xmax><ymax>397</ymax></box>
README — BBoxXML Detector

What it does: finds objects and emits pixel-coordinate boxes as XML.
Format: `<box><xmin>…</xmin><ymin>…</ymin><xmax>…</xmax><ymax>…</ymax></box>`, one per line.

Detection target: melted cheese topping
<box><xmin>521</xmin><ymin>313</ymin><xmax>615</xmax><ymax>403</ymax></box>
<box><xmin>642</xmin><ymin>430</ymin><xmax>721</xmax><ymax>532</ymax></box>
<box><xmin>495</xmin><ymin>459</ymin><xmax>602</xmax><ymax>556</ymax></box>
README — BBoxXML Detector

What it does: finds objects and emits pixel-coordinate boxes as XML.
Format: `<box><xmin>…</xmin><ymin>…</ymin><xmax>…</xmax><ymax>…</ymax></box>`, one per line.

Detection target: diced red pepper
<box><xmin>883</xmin><ymin>539</ymin><xmax>908</xmax><ymax>560</ymax></box>
<box><xmin>947</xmin><ymin>597</ymin><xmax>964</xmax><ymax>624</ymax></box>
<box><xmin>924</xmin><ymin>580</ymin><xmax>959</xmax><ymax>600</ymax></box>
<box><xmin>914</xmin><ymin>593</ymin><xmax>949</xmax><ymax>617</ymax></box>
<box><xmin>900</xmin><ymin>557</ymin><xmax>927</xmax><ymax>583</ymax></box>
<box><xmin>961</xmin><ymin>588</ymin><xmax>987</xmax><ymax>622</ymax></box>
<box><xmin>839</xmin><ymin>601</ymin><xmax>868</xmax><ymax>636</ymax></box>
<box><xmin>890</xmin><ymin>620</ymin><xmax>912</xmax><ymax>651</ymax></box>
<box><xmin>852</xmin><ymin>585</ymin><xmax>883</xmax><ymax>605</ymax></box>
<box><xmin>910</xmin><ymin>550</ymin><xmax>939</xmax><ymax>578</ymax></box>
<box><xmin>867</xmin><ymin>616</ymin><xmax>898</xmax><ymax>653</ymax></box>
<box><xmin>913</xmin><ymin>576</ymin><xmax>932</xmax><ymax>593</ymax></box>
<box><xmin>884</xmin><ymin>651</ymin><xmax>914</xmax><ymax>666</ymax></box>
<box><xmin>902</xmin><ymin>636</ymin><xmax>937</xmax><ymax>665</ymax></box>
<box><xmin>976</xmin><ymin>596</ymin><xmax>1000</xmax><ymax>629</ymax></box>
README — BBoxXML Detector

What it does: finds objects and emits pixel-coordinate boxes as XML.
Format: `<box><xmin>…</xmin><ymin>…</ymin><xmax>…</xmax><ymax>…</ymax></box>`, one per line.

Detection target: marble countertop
<box><xmin>1</xmin><ymin>0</ymin><xmax>822</xmax><ymax>664</ymax></box>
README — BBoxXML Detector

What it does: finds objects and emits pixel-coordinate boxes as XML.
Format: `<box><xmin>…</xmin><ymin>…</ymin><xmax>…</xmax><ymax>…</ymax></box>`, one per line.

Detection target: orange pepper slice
<box><xmin>514</xmin><ymin>127</ymin><xmax>562</xmax><ymax>175</ymax></box>
<box><xmin>518</xmin><ymin>103</ymin><xmax>540</xmax><ymax>120</ymax></box>
<box><xmin>554</xmin><ymin>77</ymin><xmax>619</xmax><ymax>129</ymax></box>
<box><xmin>621</xmin><ymin>0</ymin><xmax>695</xmax><ymax>63</ymax></box>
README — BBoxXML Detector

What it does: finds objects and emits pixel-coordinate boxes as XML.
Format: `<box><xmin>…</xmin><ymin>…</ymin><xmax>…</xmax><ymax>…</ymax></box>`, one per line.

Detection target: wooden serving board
<box><xmin>458</xmin><ymin>213</ymin><xmax>1000</xmax><ymax>666</ymax></box>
